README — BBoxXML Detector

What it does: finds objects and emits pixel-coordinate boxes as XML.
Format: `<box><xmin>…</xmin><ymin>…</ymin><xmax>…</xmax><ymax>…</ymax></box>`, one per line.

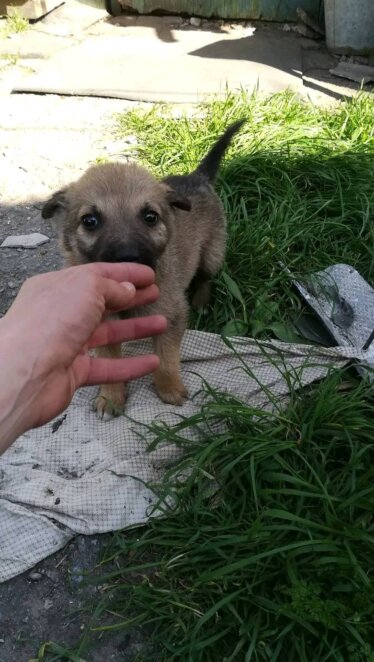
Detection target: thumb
<box><xmin>101</xmin><ymin>279</ymin><xmax>136</xmax><ymax>312</ymax></box>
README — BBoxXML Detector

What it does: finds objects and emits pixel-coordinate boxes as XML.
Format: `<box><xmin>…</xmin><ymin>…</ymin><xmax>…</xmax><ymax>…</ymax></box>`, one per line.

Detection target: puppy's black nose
<box><xmin>101</xmin><ymin>248</ymin><xmax>140</xmax><ymax>263</ymax></box>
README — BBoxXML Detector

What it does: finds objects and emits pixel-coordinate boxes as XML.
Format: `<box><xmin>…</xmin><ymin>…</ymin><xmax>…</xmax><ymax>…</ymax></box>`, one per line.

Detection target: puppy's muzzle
<box><xmin>100</xmin><ymin>244</ymin><xmax>155</xmax><ymax>268</ymax></box>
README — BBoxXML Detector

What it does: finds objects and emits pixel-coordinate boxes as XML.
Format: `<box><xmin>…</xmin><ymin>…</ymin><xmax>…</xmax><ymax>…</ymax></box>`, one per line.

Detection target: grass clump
<box><xmin>0</xmin><ymin>12</ymin><xmax>29</xmax><ymax>37</ymax></box>
<box><xmin>95</xmin><ymin>371</ymin><xmax>374</xmax><ymax>661</ymax></box>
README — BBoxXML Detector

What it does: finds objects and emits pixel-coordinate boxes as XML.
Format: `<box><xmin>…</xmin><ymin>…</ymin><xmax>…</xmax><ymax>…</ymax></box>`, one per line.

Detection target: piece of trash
<box><xmin>296</xmin><ymin>7</ymin><xmax>325</xmax><ymax>36</ymax></box>
<box><xmin>330</xmin><ymin>62</ymin><xmax>374</xmax><ymax>85</ymax></box>
<box><xmin>1</xmin><ymin>233</ymin><xmax>50</xmax><ymax>249</ymax></box>
<box><xmin>51</xmin><ymin>413</ymin><xmax>67</xmax><ymax>434</ymax></box>
<box><xmin>283</xmin><ymin>23</ymin><xmax>291</xmax><ymax>32</ymax></box>
<box><xmin>284</xmin><ymin>263</ymin><xmax>374</xmax><ymax>380</ymax></box>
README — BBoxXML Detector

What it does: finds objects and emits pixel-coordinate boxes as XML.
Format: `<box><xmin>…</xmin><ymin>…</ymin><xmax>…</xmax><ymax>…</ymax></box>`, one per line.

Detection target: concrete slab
<box><xmin>0</xmin><ymin>29</ymin><xmax>78</xmax><ymax>58</ymax></box>
<box><xmin>12</xmin><ymin>23</ymin><xmax>308</xmax><ymax>102</ymax></box>
<box><xmin>0</xmin><ymin>94</ymin><xmax>140</xmax><ymax>203</ymax></box>
<box><xmin>3</xmin><ymin>3</ymin><xmax>371</xmax><ymax>105</ymax></box>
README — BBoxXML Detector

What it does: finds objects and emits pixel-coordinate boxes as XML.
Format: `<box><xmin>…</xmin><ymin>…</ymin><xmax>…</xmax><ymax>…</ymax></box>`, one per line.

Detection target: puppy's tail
<box><xmin>195</xmin><ymin>119</ymin><xmax>245</xmax><ymax>182</ymax></box>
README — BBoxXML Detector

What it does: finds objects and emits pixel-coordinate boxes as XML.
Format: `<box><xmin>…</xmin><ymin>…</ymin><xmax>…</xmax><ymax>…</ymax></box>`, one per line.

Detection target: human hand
<box><xmin>0</xmin><ymin>263</ymin><xmax>166</xmax><ymax>452</ymax></box>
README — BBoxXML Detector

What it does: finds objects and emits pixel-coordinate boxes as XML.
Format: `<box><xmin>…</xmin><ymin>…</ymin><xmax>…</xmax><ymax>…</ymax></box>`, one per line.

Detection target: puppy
<box><xmin>42</xmin><ymin>120</ymin><xmax>244</xmax><ymax>419</ymax></box>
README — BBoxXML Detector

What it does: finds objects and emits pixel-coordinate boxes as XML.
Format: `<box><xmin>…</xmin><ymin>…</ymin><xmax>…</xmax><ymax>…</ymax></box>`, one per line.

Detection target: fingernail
<box><xmin>120</xmin><ymin>282</ymin><xmax>136</xmax><ymax>296</ymax></box>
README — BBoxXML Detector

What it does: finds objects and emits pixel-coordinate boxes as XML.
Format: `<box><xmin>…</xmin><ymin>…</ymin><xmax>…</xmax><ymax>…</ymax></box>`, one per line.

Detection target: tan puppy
<box><xmin>42</xmin><ymin>120</ymin><xmax>244</xmax><ymax>419</ymax></box>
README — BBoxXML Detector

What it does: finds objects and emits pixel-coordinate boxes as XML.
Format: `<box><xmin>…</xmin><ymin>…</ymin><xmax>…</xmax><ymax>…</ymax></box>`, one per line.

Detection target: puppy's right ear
<box><xmin>41</xmin><ymin>188</ymin><xmax>68</xmax><ymax>219</ymax></box>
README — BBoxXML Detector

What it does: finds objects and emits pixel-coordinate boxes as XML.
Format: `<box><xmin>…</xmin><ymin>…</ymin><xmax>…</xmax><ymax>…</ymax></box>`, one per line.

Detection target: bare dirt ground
<box><xmin>0</xmin><ymin>94</ymin><xmax>148</xmax><ymax>662</ymax></box>
<box><xmin>0</xmin><ymin>94</ymin><xmax>143</xmax><ymax>312</ymax></box>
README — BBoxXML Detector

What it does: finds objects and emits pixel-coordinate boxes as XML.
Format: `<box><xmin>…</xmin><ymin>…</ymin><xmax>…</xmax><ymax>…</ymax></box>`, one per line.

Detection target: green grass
<box><xmin>93</xmin><ymin>370</ymin><xmax>374</xmax><ymax>661</ymax></box>
<box><xmin>0</xmin><ymin>12</ymin><xmax>29</xmax><ymax>37</ymax></box>
<box><xmin>37</xmin><ymin>92</ymin><xmax>374</xmax><ymax>661</ymax></box>
<box><xmin>0</xmin><ymin>53</ymin><xmax>18</xmax><ymax>70</ymax></box>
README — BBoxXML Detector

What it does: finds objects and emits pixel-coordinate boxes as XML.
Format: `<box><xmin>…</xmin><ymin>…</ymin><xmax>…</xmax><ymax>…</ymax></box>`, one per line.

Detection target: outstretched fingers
<box><xmin>88</xmin><ymin>315</ymin><xmax>167</xmax><ymax>348</ymax></box>
<box><xmin>83</xmin><ymin>354</ymin><xmax>160</xmax><ymax>386</ymax></box>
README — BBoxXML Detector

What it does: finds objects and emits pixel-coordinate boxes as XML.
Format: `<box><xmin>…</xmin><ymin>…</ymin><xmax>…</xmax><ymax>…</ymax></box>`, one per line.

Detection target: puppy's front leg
<box><xmin>93</xmin><ymin>343</ymin><xmax>126</xmax><ymax>420</ymax></box>
<box><xmin>153</xmin><ymin>319</ymin><xmax>187</xmax><ymax>406</ymax></box>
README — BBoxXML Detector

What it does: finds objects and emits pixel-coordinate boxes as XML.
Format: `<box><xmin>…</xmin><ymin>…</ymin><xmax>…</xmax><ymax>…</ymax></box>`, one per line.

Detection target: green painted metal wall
<box><xmin>121</xmin><ymin>0</ymin><xmax>322</xmax><ymax>21</ymax></box>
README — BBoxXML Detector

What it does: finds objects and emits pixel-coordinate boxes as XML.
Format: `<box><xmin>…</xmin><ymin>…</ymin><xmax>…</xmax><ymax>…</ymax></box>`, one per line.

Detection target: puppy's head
<box><xmin>42</xmin><ymin>162</ymin><xmax>191</xmax><ymax>268</ymax></box>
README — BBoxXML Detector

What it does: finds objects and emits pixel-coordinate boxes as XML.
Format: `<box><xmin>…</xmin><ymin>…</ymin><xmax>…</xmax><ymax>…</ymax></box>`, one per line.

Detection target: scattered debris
<box><xmin>190</xmin><ymin>17</ymin><xmax>202</xmax><ymax>28</ymax></box>
<box><xmin>292</xmin><ymin>23</ymin><xmax>321</xmax><ymax>39</ymax></box>
<box><xmin>28</xmin><ymin>571</ymin><xmax>43</xmax><ymax>581</ymax></box>
<box><xmin>329</xmin><ymin>61</ymin><xmax>374</xmax><ymax>85</ymax></box>
<box><xmin>124</xmin><ymin>134</ymin><xmax>138</xmax><ymax>145</ymax></box>
<box><xmin>45</xmin><ymin>569</ymin><xmax>58</xmax><ymax>583</ymax></box>
<box><xmin>287</xmin><ymin>263</ymin><xmax>374</xmax><ymax>380</ymax></box>
<box><xmin>0</xmin><ymin>232</ymin><xmax>50</xmax><ymax>248</ymax></box>
<box><xmin>51</xmin><ymin>413</ymin><xmax>67</xmax><ymax>433</ymax></box>
<box><xmin>341</xmin><ymin>54</ymin><xmax>370</xmax><ymax>66</ymax></box>
<box><xmin>296</xmin><ymin>7</ymin><xmax>325</xmax><ymax>36</ymax></box>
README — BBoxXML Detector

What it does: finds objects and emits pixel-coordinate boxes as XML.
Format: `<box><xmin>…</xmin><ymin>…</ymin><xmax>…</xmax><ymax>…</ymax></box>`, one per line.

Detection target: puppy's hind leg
<box><xmin>192</xmin><ymin>226</ymin><xmax>226</xmax><ymax>311</ymax></box>
<box><xmin>153</xmin><ymin>307</ymin><xmax>188</xmax><ymax>406</ymax></box>
<box><xmin>191</xmin><ymin>268</ymin><xmax>212</xmax><ymax>310</ymax></box>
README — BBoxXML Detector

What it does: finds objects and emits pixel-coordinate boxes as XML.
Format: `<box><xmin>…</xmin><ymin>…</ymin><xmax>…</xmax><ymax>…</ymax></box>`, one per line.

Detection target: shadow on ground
<box><xmin>189</xmin><ymin>29</ymin><xmax>374</xmax><ymax>101</ymax></box>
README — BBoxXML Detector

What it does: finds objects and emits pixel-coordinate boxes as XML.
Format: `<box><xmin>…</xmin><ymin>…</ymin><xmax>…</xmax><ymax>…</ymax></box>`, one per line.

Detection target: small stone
<box><xmin>45</xmin><ymin>569</ymin><xmax>58</xmax><ymax>583</ymax></box>
<box><xmin>29</xmin><ymin>571</ymin><xmax>42</xmax><ymax>581</ymax></box>
<box><xmin>124</xmin><ymin>134</ymin><xmax>138</xmax><ymax>145</ymax></box>
<box><xmin>190</xmin><ymin>17</ymin><xmax>201</xmax><ymax>27</ymax></box>
<box><xmin>44</xmin><ymin>598</ymin><xmax>53</xmax><ymax>610</ymax></box>
<box><xmin>283</xmin><ymin>23</ymin><xmax>291</xmax><ymax>32</ymax></box>
<box><xmin>7</xmin><ymin>281</ymin><xmax>15</xmax><ymax>288</ymax></box>
<box><xmin>0</xmin><ymin>638</ymin><xmax>4</xmax><ymax>644</ymax></box>
<box><xmin>1</xmin><ymin>233</ymin><xmax>50</xmax><ymax>249</ymax></box>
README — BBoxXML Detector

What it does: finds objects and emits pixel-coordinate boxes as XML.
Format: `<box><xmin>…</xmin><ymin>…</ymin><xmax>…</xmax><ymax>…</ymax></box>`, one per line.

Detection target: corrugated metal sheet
<box><xmin>120</xmin><ymin>0</ymin><xmax>321</xmax><ymax>21</ymax></box>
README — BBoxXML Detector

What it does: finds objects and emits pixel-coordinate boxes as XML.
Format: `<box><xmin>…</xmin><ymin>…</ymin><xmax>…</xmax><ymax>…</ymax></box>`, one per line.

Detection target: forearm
<box><xmin>0</xmin><ymin>318</ymin><xmax>37</xmax><ymax>453</ymax></box>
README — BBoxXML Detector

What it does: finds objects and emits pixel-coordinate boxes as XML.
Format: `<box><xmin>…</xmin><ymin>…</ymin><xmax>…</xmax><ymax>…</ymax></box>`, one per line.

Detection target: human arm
<box><xmin>0</xmin><ymin>263</ymin><xmax>167</xmax><ymax>453</ymax></box>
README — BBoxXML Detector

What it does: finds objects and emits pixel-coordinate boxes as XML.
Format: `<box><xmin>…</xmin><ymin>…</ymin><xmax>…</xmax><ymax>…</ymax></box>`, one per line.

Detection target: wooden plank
<box><xmin>120</xmin><ymin>0</ymin><xmax>321</xmax><ymax>21</ymax></box>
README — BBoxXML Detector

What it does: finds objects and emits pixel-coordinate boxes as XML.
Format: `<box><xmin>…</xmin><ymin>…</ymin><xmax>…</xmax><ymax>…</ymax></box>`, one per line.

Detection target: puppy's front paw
<box><xmin>153</xmin><ymin>372</ymin><xmax>188</xmax><ymax>406</ymax></box>
<box><xmin>93</xmin><ymin>384</ymin><xmax>126</xmax><ymax>421</ymax></box>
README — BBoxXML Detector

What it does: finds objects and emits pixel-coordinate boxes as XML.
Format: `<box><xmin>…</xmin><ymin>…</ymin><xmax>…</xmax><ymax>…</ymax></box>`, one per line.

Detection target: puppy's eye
<box><xmin>81</xmin><ymin>214</ymin><xmax>100</xmax><ymax>231</ymax></box>
<box><xmin>143</xmin><ymin>210</ymin><xmax>159</xmax><ymax>226</ymax></box>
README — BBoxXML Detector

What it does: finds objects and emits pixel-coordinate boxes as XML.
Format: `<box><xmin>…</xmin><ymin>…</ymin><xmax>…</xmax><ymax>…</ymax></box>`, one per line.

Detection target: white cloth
<box><xmin>0</xmin><ymin>331</ymin><xmax>365</xmax><ymax>582</ymax></box>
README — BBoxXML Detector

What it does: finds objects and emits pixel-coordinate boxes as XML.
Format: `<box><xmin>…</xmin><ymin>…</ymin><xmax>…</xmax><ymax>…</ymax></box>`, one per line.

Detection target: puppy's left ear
<box><xmin>41</xmin><ymin>188</ymin><xmax>68</xmax><ymax>219</ymax></box>
<box><xmin>165</xmin><ymin>187</ymin><xmax>191</xmax><ymax>212</ymax></box>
